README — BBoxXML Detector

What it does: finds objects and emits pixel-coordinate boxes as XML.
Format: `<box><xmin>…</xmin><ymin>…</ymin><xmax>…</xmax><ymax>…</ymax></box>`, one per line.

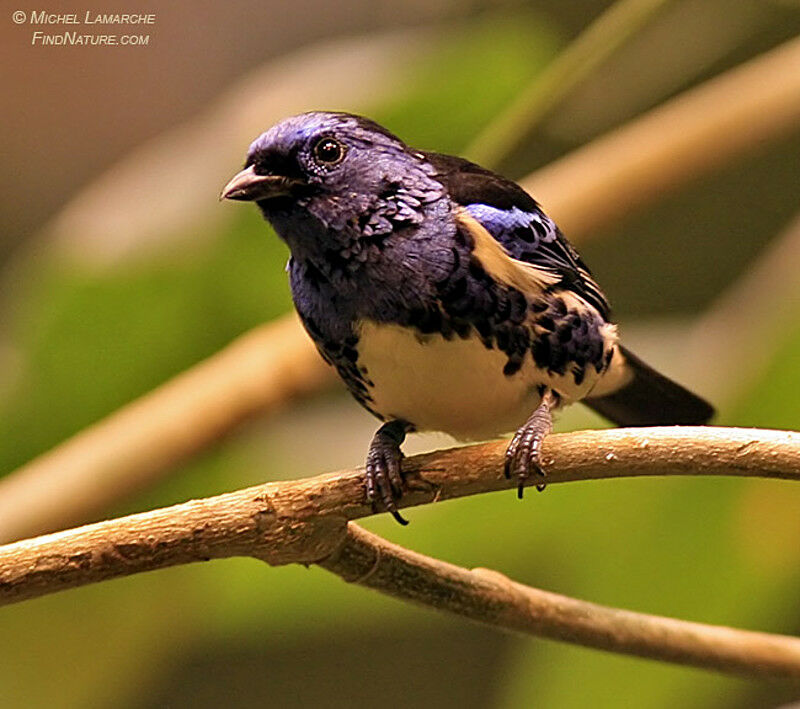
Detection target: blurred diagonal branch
<box><xmin>525</xmin><ymin>33</ymin><xmax>800</xmax><ymax>236</ymax></box>
<box><xmin>2</xmin><ymin>35</ymin><xmax>800</xmax><ymax>544</ymax></box>
<box><xmin>0</xmin><ymin>315</ymin><xmax>333</xmax><ymax>543</ymax></box>
<box><xmin>686</xmin><ymin>211</ymin><xmax>800</xmax><ymax>406</ymax></box>
<box><xmin>465</xmin><ymin>0</ymin><xmax>675</xmax><ymax>167</ymax></box>
<box><xmin>2</xmin><ymin>426</ymin><xmax>800</xmax><ymax>678</ymax></box>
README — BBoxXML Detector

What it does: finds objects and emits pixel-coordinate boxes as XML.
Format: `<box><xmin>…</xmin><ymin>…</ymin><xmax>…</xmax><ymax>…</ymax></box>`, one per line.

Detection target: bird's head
<box><xmin>221</xmin><ymin>112</ymin><xmax>444</xmax><ymax>258</ymax></box>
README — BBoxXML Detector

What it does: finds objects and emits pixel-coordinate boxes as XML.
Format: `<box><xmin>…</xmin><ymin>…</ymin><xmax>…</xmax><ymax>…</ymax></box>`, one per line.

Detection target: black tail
<box><xmin>584</xmin><ymin>346</ymin><xmax>714</xmax><ymax>426</ymax></box>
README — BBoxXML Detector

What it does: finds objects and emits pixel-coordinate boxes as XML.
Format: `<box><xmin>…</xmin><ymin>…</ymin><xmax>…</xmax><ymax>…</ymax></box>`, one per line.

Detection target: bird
<box><xmin>221</xmin><ymin>111</ymin><xmax>714</xmax><ymax>525</ymax></box>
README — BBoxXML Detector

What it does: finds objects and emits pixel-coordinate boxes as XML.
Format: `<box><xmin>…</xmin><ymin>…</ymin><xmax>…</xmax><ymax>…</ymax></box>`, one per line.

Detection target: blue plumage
<box><xmin>465</xmin><ymin>203</ymin><xmax>549</xmax><ymax>239</ymax></box>
<box><xmin>222</xmin><ymin>111</ymin><xmax>713</xmax><ymax>524</ymax></box>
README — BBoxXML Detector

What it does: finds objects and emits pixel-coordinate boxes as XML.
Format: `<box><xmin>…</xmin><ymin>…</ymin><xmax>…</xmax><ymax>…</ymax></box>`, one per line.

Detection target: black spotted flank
<box><xmin>395</xmin><ymin>217</ymin><xmax>611</xmax><ymax>386</ymax></box>
<box><xmin>297</xmin><ymin>311</ymin><xmax>383</xmax><ymax>416</ymax></box>
<box><xmin>530</xmin><ymin>296</ymin><xmax>607</xmax><ymax>380</ymax></box>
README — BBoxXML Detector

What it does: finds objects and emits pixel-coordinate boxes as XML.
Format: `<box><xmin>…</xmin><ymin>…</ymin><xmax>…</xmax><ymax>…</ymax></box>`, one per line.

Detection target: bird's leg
<box><xmin>504</xmin><ymin>390</ymin><xmax>557</xmax><ymax>498</ymax></box>
<box><xmin>365</xmin><ymin>419</ymin><xmax>414</xmax><ymax>525</ymax></box>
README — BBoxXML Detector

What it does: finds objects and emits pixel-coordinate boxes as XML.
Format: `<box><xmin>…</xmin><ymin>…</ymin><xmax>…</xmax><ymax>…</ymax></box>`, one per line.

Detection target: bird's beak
<box><xmin>220</xmin><ymin>165</ymin><xmax>296</xmax><ymax>202</ymax></box>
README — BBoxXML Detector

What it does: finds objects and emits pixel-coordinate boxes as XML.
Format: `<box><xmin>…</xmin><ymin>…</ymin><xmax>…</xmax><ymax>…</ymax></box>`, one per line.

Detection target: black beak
<box><xmin>220</xmin><ymin>165</ymin><xmax>297</xmax><ymax>202</ymax></box>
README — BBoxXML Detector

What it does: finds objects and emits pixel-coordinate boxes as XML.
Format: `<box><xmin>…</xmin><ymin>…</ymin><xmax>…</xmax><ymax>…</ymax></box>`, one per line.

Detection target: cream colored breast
<box><xmin>356</xmin><ymin>320</ymin><xmax>545</xmax><ymax>440</ymax></box>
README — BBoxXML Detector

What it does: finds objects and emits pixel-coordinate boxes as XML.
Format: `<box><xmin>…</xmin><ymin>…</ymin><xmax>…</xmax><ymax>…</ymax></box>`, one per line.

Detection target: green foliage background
<box><xmin>2</xmin><ymin>9</ymin><xmax>800</xmax><ymax>708</ymax></box>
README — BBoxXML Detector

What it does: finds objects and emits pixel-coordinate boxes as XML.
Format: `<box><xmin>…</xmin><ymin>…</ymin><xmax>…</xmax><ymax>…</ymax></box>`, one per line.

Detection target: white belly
<box><xmin>357</xmin><ymin>320</ymin><xmax>546</xmax><ymax>440</ymax></box>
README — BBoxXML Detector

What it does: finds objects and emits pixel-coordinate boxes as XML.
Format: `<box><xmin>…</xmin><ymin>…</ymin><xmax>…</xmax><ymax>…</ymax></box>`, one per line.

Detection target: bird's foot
<box><xmin>365</xmin><ymin>420</ymin><xmax>412</xmax><ymax>525</ymax></box>
<box><xmin>504</xmin><ymin>391</ymin><xmax>556</xmax><ymax>498</ymax></box>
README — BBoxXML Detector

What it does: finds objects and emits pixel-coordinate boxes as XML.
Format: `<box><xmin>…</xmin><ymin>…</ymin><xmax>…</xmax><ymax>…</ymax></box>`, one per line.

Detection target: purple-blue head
<box><xmin>221</xmin><ymin>112</ymin><xmax>445</xmax><ymax>256</ymax></box>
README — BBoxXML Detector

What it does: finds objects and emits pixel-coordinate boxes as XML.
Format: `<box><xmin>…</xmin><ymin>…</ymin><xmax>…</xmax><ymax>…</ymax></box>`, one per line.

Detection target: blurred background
<box><xmin>2</xmin><ymin>0</ymin><xmax>800</xmax><ymax>706</ymax></box>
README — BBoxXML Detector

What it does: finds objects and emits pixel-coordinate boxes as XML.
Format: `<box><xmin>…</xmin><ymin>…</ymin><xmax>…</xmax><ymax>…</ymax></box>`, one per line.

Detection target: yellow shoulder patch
<box><xmin>455</xmin><ymin>209</ymin><xmax>560</xmax><ymax>294</ymax></box>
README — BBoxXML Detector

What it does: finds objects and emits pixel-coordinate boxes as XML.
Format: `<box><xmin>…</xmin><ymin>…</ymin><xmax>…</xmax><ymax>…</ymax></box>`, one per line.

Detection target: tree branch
<box><xmin>686</xmin><ymin>210</ymin><xmax>800</xmax><ymax>406</ymax></box>
<box><xmin>4</xmin><ymin>427</ymin><xmax>800</xmax><ymax>676</ymax></box>
<box><xmin>320</xmin><ymin>523</ymin><xmax>800</xmax><ymax>679</ymax></box>
<box><xmin>2</xmin><ymin>426</ymin><xmax>799</xmax><ymax>641</ymax></box>
<box><xmin>524</xmin><ymin>34</ymin><xmax>800</xmax><ymax>237</ymax></box>
<box><xmin>4</xmin><ymin>426</ymin><xmax>799</xmax><ymax>604</ymax></box>
<box><xmin>0</xmin><ymin>315</ymin><xmax>333</xmax><ymax>543</ymax></box>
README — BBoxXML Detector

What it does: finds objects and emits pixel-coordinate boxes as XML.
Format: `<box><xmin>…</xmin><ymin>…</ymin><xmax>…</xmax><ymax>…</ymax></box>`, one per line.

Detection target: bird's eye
<box><xmin>312</xmin><ymin>137</ymin><xmax>345</xmax><ymax>165</ymax></box>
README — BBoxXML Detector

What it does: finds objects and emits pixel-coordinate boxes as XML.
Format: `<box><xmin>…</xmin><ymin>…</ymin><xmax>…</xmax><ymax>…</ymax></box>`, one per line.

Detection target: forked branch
<box><xmin>2</xmin><ymin>426</ymin><xmax>800</xmax><ymax>678</ymax></box>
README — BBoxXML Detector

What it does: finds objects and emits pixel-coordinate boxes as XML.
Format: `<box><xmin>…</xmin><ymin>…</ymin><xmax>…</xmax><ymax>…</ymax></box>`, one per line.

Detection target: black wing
<box><xmin>422</xmin><ymin>151</ymin><xmax>611</xmax><ymax>318</ymax></box>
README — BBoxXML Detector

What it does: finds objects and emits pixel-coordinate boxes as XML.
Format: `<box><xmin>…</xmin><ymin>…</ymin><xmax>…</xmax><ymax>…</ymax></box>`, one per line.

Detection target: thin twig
<box><xmin>465</xmin><ymin>0</ymin><xmax>675</xmax><ymax>167</ymax></box>
<box><xmin>320</xmin><ymin>523</ymin><xmax>800</xmax><ymax>679</ymax></box>
<box><xmin>3</xmin><ymin>36</ymin><xmax>800</xmax><ymax>542</ymax></box>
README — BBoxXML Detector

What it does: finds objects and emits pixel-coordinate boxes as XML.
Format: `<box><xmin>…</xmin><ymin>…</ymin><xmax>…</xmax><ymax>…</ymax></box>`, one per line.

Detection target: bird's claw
<box><xmin>504</xmin><ymin>395</ymin><xmax>554</xmax><ymax>498</ymax></box>
<box><xmin>365</xmin><ymin>421</ymin><xmax>410</xmax><ymax>525</ymax></box>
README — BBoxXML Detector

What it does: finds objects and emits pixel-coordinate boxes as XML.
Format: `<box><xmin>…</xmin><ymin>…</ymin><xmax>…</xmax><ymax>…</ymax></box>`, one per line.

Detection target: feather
<box><xmin>424</xmin><ymin>151</ymin><xmax>610</xmax><ymax>317</ymax></box>
<box><xmin>454</xmin><ymin>210</ymin><xmax>560</xmax><ymax>293</ymax></box>
<box><xmin>585</xmin><ymin>346</ymin><xmax>714</xmax><ymax>425</ymax></box>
